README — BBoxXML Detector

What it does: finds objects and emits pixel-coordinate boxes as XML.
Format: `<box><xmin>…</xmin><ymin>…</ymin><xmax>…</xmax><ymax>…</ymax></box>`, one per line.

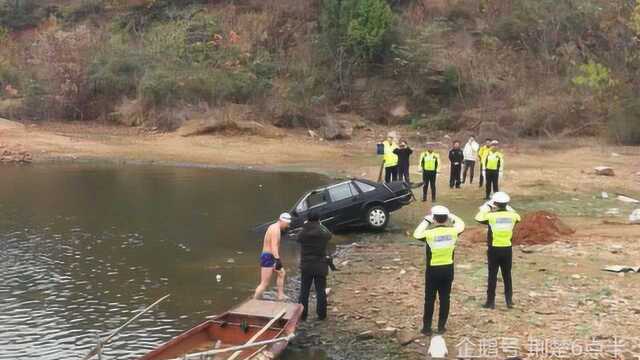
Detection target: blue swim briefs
<box><xmin>260</xmin><ymin>252</ymin><xmax>276</xmax><ymax>268</ymax></box>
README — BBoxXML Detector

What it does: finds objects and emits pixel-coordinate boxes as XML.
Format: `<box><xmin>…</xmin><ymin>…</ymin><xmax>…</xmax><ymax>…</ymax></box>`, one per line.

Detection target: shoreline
<box><xmin>24</xmin><ymin>155</ymin><xmax>341</xmax><ymax>178</ymax></box>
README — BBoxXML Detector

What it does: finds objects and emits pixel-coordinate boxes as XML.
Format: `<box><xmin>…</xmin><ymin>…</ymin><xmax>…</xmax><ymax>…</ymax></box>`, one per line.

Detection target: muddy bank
<box><xmin>292</xmin><ymin>219</ymin><xmax>640</xmax><ymax>359</ymax></box>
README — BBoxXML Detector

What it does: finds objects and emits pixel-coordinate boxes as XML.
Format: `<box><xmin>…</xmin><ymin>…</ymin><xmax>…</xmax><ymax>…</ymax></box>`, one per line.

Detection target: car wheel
<box><xmin>366</xmin><ymin>205</ymin><xmax>389</xmax><ymax>230</ymax></box>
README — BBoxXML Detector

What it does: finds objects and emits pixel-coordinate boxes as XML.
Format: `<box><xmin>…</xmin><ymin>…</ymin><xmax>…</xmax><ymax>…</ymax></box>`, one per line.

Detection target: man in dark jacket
<box><xmin>297</xmin><ymin>211</ymin><xmax>332</xmax><ymax>321</ymax></box>
<box><xmin>449</xmin><ymin>141</ymin><xmax>464</xmax><ymax>189</ymax></box>
<box><xmin>393</xmin><ymin>140</ymin><xmax>413</xmax><ymax>184</ymax></box>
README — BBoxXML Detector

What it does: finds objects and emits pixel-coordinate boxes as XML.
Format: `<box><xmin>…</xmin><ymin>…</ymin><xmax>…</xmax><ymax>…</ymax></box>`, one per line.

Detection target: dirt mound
<box><xmin>514</xmin><ymin>211</ymin><xmax>575</xmax><ymax>245</ymax></box>
<box><xmin>462</xmin><ymin>211</ymin><xmax>575</xmax><ymax>246</ymax></box>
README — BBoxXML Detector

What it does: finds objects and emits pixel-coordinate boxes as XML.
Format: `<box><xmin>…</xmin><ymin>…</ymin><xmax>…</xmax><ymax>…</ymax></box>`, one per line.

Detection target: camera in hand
<box><xmin>326</xmin><ymin>256</ymin><xmax>338</xmax><ymax>271</ymax></box>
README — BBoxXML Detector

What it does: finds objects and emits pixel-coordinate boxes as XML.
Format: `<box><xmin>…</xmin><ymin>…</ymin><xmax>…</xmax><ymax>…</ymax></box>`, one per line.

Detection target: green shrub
<box><xmin>139</xmin><ymin>68</ymin><xmax>179</xmax><ymax>107</ymax></box>
<box><xmin>572</xmin><ymin>61</ymin><xmax>616</xmax><ymax>93</ymax></box>
<box><xmin>413</xmin><ymin>110</ymin><xmax>457</xmax><ymax>131</ymax></box>
<box><xmin>0</xmin><ymin>0</ymin><xmax>50</xmax><ymax>31</ymax></box>
<box><xmin>64</xmin><ymin>0</ymin><xmax>106</xmax><ymax>24</ymax></box>
<box><xmin>391</xmin><ymin>22</ymin><xmax>461</xmax><ymax>113</ymax></box>
<box><xmin>112</xmin><ymin>0</ymin><xmax>208</xmax><ymax>34</ymax></box>
<box><xmin>440</xmin><ymin>65</ymin><xmax>460</xmax><ymax>99</ymax></box>
<box><xmin>0</xmin><ymin>61</ymin><xmax>20</xmax><ymax>96</ymax></box>
<box><xmin>22</xmin><ymin>79</ymin><xmax>47</xmax><ymax>119</ymax></box>
<box><xmin>89</xmin><ymin>48</ymin><xmax>145</xmax><ymax>100</ymax></box>
<box><xmin>608</xmin><ymin>96</ymin><xmax>640</xmax><ymax>145</ymax></box>
<box><xmin>493</xmin><ymin>0</ymin><xmax>600</xmax><ymax>54</ymax></box>
<box><xmin>321</xmin><ymin>0</ymin><xmax>394</xmax><ymax>63</ymax></box>
<box><xmin>347</xmin><ymin>0</ymin><xmax>394</xmax><ymax>62</ymax></box>
<box><xmin>140</xmin><ymin>66</ymin><xmax>268</xmax><ymax>108</ymax></box>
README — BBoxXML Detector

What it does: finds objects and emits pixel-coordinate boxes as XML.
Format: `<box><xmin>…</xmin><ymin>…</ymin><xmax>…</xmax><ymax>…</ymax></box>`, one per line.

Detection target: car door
<box><xmin>292</xmin><ymin>189</ymin><xmax>331</xmax><ymax>225</ymax></box>
<box><xmin>325</xmin><ymin>182</ymin><xmax>364</xmax><ymax>227</ymax></box>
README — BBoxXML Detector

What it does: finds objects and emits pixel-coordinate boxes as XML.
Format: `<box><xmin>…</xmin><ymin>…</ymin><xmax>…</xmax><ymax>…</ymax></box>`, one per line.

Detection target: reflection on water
<box><xmin>0</xmin><ymin>164</ymin><xmax>328</xmax><ymax>359</ymax></box>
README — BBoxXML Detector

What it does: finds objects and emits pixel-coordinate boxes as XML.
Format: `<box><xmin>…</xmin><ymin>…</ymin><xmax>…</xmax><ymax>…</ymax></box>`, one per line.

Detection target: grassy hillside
<box><xmin>1</xmin><ymin>0</ymin><xmax>640</xmax><ymax>143</ymax></box>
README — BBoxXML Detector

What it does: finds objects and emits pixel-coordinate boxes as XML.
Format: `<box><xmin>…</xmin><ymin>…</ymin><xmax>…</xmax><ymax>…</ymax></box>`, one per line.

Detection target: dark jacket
<box><xmin>393</xmin><ymin>147</ymin><xmax>413</xmax><ymax>169</ymax></box>
<box><xmin>449</xmin><ymin>148</ymin><xmax>464</xmax><ymax>165</ymax></box>
<box><xmin>297</xmin><ymin>221</ymin><xmax>332</xmax><ymax>275</ymax></box>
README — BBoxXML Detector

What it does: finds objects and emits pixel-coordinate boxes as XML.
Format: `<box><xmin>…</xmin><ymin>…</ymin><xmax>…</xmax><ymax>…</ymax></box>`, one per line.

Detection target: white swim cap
<box><xmin>279</xmin><ymin>212</ymin><xmax>292</xmax><ymax>223</ymax></box>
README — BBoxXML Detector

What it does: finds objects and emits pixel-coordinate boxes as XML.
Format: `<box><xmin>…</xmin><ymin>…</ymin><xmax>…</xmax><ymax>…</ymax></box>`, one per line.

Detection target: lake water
<box><xmin>0</xmin><ymin>164</ymin><xmax>329</xmax><ymax>359</ymax></box>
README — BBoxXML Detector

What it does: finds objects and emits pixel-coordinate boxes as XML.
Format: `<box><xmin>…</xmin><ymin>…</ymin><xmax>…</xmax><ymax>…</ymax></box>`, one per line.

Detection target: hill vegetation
<box><xmin>1</xmin><ymin>0</ymin><xmax>640</xmax><ymax>143</ymax></box>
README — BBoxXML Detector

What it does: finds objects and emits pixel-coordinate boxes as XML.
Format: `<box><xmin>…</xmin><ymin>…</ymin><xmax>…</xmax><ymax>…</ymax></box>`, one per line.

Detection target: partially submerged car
<box><xmin>287</xmin><ymin>178</ymin><xmax>414</xmax><ymax>234</ymax></box>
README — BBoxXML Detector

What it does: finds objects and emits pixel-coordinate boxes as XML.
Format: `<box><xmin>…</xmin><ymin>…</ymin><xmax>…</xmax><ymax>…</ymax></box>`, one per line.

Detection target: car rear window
<box><xmin>355</xmin><ymin>181</ymin><xmax>376</xmax><ymax>193</ymax></box>
<box><xmin>328</xmin><ymin>183</ymin><xmax>354</xmax><ymax>202</ymax></box>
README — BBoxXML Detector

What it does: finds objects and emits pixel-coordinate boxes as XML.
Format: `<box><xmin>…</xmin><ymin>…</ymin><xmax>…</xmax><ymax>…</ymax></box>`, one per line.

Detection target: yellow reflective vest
<box><xmin>475</xmin><ymin>208</ymin><xmax>521</xmax><ymax>247</ymax></box>
<box><xmin>478</xmin><ymin>145</ymin><xmax>490</xmax><ymax>167</ymax></box>
<box><xmin>383</xmin><ymin>140</ymin><xmax>398</xmax><ymax>168</ymax></box>
<box><xmin>419</xmin><ymin>151</ymin><xmax>440</xmax><ymax>171</ymax></box>
<box><xmin>484</xmin><ymin>151</ymin><xmax>504</xmax><ymax>171</ymax></box>
<box><xmin>413</xmin><ymin>214</ymin><xmax>465</xmax><ymax>266</ymax></box>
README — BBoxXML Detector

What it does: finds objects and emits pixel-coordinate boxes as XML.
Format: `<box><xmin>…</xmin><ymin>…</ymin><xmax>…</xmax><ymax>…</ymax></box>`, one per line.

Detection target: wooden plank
<box><xmin>230</xmin><ymin>300</ymin><xmax>297</xmax><ymax>320</ymax></box>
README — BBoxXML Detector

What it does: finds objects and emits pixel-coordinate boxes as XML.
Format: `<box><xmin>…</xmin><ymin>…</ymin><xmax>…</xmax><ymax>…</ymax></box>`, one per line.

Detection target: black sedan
<box><xmin>286</xmin><ymin>178</ymin><xmax>413</xmax><ymax>233</ymax></box>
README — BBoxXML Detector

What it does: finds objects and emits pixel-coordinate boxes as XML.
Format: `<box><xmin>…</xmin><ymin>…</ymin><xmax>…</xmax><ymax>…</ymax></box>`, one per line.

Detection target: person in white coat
<box><xmin>462</xmin><ymin>135</ymin><xmax>479</xmax><ymax>184</ymax></box>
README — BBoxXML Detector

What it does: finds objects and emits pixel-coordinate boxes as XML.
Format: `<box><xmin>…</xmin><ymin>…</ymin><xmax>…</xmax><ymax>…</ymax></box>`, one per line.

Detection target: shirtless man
<box><xmin>253</xmin><ymin>213</ymin><xmax>291</xmax><ymax>300</ymax></box>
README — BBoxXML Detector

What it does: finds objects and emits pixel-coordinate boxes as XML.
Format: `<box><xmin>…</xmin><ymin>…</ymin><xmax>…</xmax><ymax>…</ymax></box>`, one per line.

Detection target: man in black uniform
<box><xmin>412</xmin><ymin>206</ymin><xmax>465</xmax><ymax>335</ymax></box>
<box><xmin>475</xmin><ymin>192</ymin><xmax>521</xmax><ymax>309</ymax></box>
<box><xmin>297</xmin><ymin>211</ymin><xmax>332</xmax><ymax>320</ymax></box>
<box><xmin>448</xmin><ymin>141</ymin><xmax>463</xmax><ymax>189</ymax></box>
<box><xmin>393</xmin><ymin>140</ymin><xmax>413</xmax><ymax>184</ymax></box>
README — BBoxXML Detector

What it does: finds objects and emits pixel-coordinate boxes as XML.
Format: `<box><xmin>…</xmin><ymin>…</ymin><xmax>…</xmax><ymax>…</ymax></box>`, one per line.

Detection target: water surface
<box><xmin>0</xmin><ymin>164</ymin><xmax>328</xmax><ymax>359</ymax></box>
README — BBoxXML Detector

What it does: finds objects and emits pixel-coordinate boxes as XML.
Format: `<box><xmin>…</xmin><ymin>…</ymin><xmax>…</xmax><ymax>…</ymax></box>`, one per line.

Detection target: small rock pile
<box><xmin>513</xmin><ymin>210</ymin><xmax>575</xmax><ymax>245</ymax></box>
<box><xmin>0</xmin><ymin>145</ymin><xmax>32</xmax><ymax>164</ymax></box>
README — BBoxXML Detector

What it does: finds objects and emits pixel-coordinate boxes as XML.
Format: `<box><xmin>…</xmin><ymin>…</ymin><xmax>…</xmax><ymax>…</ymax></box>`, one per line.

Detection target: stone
<box><xmin>602</xmin><ymin>265</ymin><xmax>640</xmax><ymax>273</ymax></box>
<box><xmin>356</xmin><ymin>330</ymin><xmax>375</xmax><ymax>341</ymax></box>
<box><xmin>617</xmin><ymin>195</ymin><xmax>640</xmax><ymax>204</ymax></box>
<box><xmin>378</xmin><ymin>327</ymin><xmax>398</xmax><ymax>336</ymax></box>
<box><xmin>389</xmin><ymin>100</ymin><xmax>410</xmax><ymax>118</ymax></box>
<box><xmin>609</xmin><ymin>245</ymin><xmax>623</xmax><ymax>254</ymax></box>
<box><xmin>319</xmin><ymin>115</ymin><xmax>354</xmax><ymax>140</ymax></box>
<box><xmin>594</xmin><ymin>166</ymin><xmax>615</xmax><ymax>176</ymax></box>
<box><xmin>396</xmin><ymin>330</ymin><xmax>419</xmax><ymax>346</ymax></box>
<box><xmin>630</xmin><ymin>209</ymin><xmax>640</xmax><ymax>224</ymax></box>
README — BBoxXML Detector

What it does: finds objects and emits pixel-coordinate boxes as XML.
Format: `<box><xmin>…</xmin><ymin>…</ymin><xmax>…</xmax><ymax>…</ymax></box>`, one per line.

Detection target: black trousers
<box><xmin>479</xmin><ymin>165</ymin><xmax>484</xmax><ymax>187</ymax></box>
<box><xmin>449</xmin><ymin>164</ymin><xmax>461</xmax><ymax>188</ymax></box>
<box><xmin>487</xmin><ymin>247</ymin><xmax>513</xmax><ymax>304</ymax></box>
<box><xmin>424</xmin><ymin>265</ymin><xmax>454</xmax><ymax>331</ymax></box>
<box><xmin>385</xmin><ymin>166</ymin><xmax>398</xmax><ymax>183</ymax></box>
<box><xmin>299</xmin><ymin>272</ymin><xmax>327</xmax><ymax>319</ymax></box>
<box><xmin>485</xmin><ymin>169</ymin><xmax>499</xmax><ymax>199</ymax></box>
<box><xmin>422</xmin><ymin>170</ymin><xmax>437</xmax><ymax>201</ymax></box>
<box><xmin>462</xmin><ymin>160</ymin><xmax>475</xmax><ymax>183</ymax></box>
<box><xmin>398</xmin><ymin>165</ymin><xmax>410</xmax><ymax>183</ymax></box>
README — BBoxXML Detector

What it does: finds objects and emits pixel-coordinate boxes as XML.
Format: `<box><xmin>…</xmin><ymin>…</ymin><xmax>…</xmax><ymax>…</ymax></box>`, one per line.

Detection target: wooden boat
<box><xmin>140</xmin><ymin>299</ymin><xmax>303</xmax><ymax>360</ymax></box>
